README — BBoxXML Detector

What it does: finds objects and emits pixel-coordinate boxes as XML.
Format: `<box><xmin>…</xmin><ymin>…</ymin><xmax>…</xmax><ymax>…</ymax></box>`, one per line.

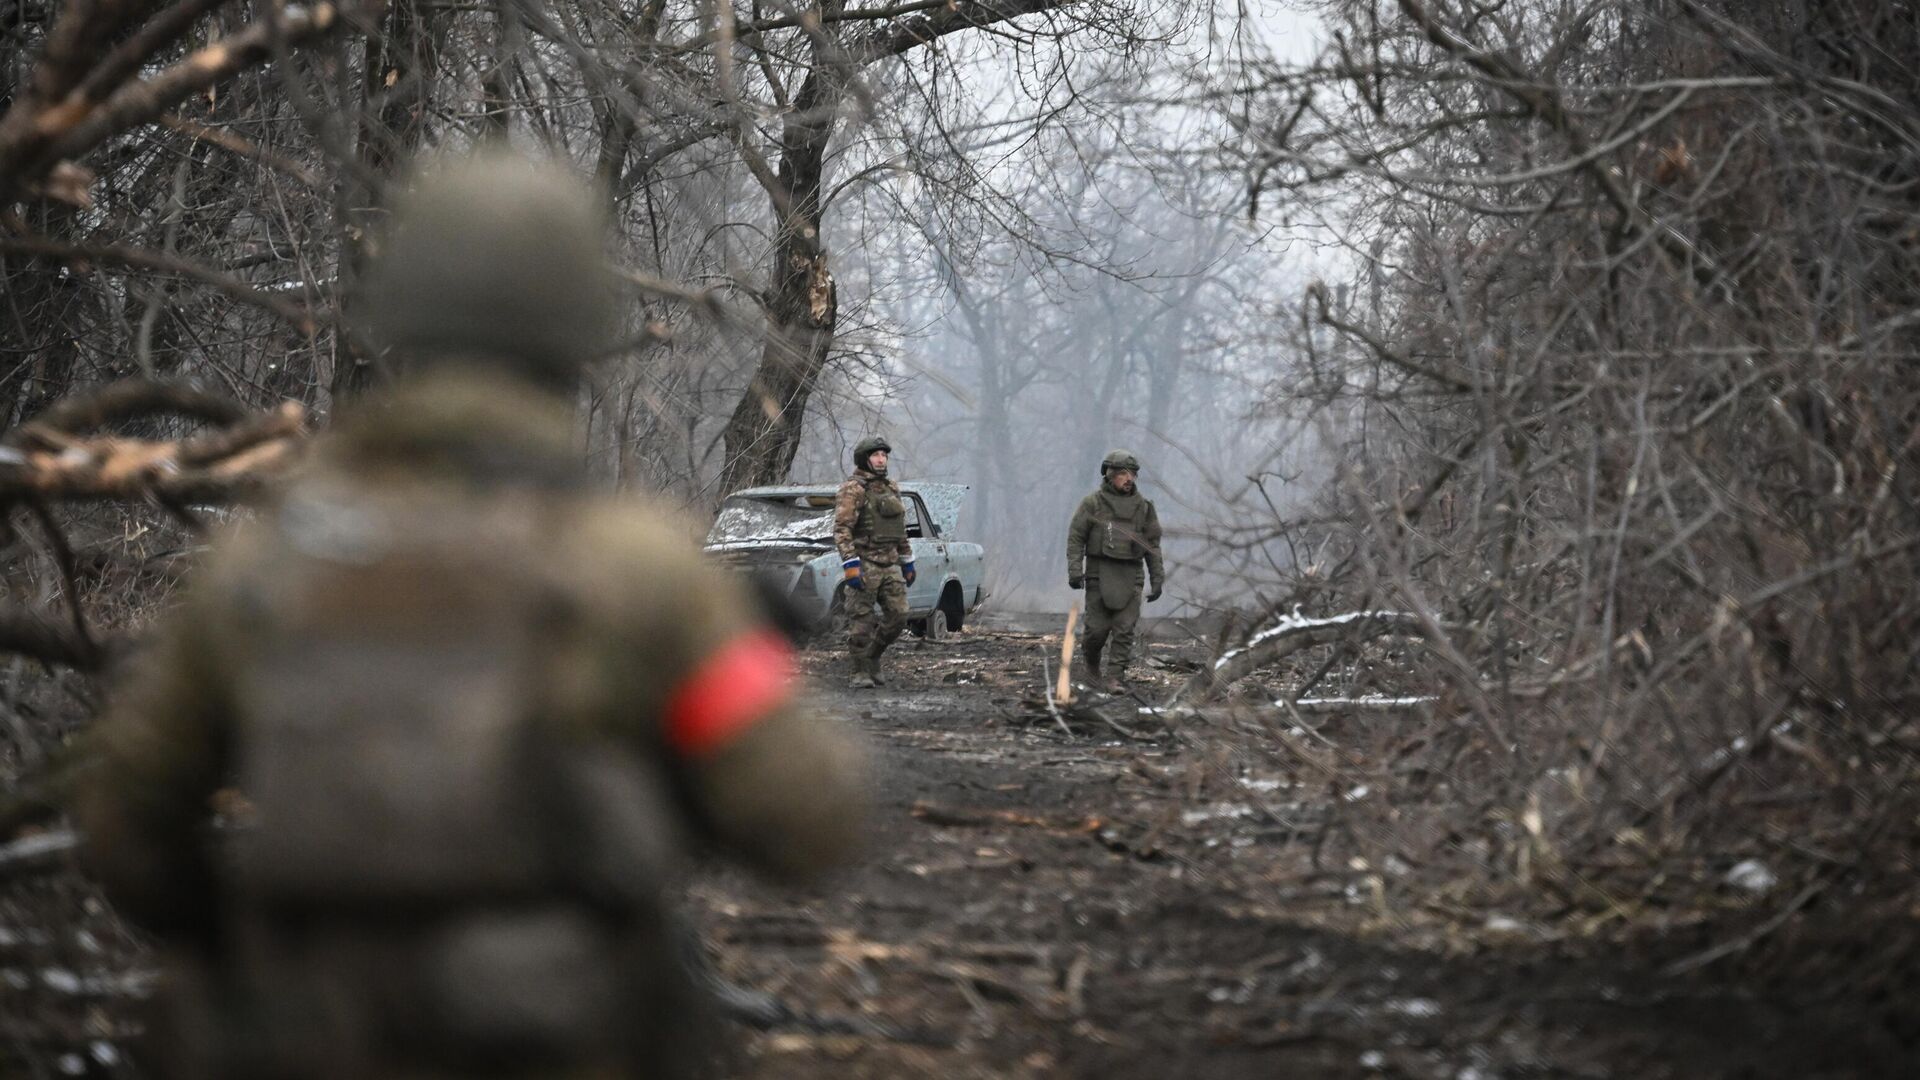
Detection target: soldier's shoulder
<box><xmin>835</xmin><ymin>475</ymin><xmax>865</xmax><ymax>499</ymax></box>
<box><xmin>568</xmin><ymin>496</ymin><xmax>710</xmax><ymax>571</ymax></box>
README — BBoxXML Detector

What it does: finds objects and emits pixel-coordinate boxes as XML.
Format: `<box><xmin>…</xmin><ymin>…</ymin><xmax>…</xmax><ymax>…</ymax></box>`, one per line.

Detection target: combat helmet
<box><xmin>1101</xmin><ymin>449</ymin><xmax>1142</xmax><ymax>475</ymax></box>
<box><xmin>361</xmin><ymin>148</ymin><xmax>619</xmax><ymax>391</ymax></box>
<box><xmin>853</xmin><ymin>435</ymin><xmax>891</xmax><ymax>473</ymax></box>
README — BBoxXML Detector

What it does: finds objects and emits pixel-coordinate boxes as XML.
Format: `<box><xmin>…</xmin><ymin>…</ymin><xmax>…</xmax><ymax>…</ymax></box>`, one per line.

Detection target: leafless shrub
<box><xmin>1213</xmin><ymin>0</ymin><xmax>1920</xmax><ymax>905</ymax></box>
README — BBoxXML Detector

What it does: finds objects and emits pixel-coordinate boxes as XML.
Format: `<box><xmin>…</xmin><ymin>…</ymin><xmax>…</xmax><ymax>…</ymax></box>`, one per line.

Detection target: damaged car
<box><xmin>704</xmin><ymin>482</ymin><xmax>986</xmax><ymax>639</ymax></box>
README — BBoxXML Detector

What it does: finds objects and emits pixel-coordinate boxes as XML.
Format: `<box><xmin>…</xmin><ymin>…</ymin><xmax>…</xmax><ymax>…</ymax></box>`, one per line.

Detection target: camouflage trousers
<box><xmin>847</xmin><ymin>564</ymin><xmax>908</xmax><ymax>658</ymax></box>
<box><xmin>1082</xmin><ymin>559</ymin><xmax>1143</xmax><ymax>676</ymax></box>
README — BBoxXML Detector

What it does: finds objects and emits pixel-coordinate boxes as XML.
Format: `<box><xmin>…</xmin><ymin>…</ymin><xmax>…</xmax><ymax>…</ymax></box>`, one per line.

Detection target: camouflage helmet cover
<box><xmin>853</xmin><ymin>435</ymin><xmax>891</xmax><ymax>471</ymax></box>
<box><xmin>361</xmin><ymin>147</ymin><xmax>619</xmax><ymax>385</ymax></box>
<box><xmin>1101</xmin><ymin>449</ymin><xmax>1142</xmax><ymax>475</ymax></box>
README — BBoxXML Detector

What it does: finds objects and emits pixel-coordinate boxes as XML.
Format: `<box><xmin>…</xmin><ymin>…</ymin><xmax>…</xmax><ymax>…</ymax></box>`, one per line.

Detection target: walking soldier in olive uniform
<box><xmin>1066</xmin><ymin>449</ymin><xmax>1166</xmax><ymax>687</ymax></box>
<box><xmin>833</xmin><ymin>436</ymin><xmax>915</xmax><ymax>689</ymax></box>
<box><xmin>76</xmin><ymin>151</ymin><xmax>867</xmax><ymax>1080</ymax></box>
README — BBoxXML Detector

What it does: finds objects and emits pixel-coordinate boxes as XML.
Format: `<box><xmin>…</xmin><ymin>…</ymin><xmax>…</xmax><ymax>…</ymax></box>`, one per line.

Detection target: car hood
<box><xmin>705</xmin><ymin>537</ymin><xmax>831</xmax><ymax>554</ymax></box>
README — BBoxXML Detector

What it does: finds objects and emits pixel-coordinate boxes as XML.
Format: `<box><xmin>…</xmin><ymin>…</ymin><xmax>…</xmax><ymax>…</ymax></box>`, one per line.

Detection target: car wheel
<box><xmin>925</xmin><ymin>607</ymin><xmax>949</xmax><ymax>641</ymax></box>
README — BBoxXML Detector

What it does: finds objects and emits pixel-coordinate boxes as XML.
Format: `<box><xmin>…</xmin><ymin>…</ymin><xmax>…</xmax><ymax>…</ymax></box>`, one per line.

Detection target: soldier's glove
<box><xmin>1147</xmin><ymin>583</ymin><xmax>1163</xmax><ymax>602</ymax></box>
<box><xmin>843</xmin><ymin>557</ymin><xmax>865</xmax><ymax>590</ymax></box>
<box><xmin>1068</xmin><ymin>575</ymin><xmax>1084</xmax><ymax>590</ymax></box>
<box><xmin>902</xmin><ymin>560</ymin><xmax>917</xmax><ymax>587</ymax></box>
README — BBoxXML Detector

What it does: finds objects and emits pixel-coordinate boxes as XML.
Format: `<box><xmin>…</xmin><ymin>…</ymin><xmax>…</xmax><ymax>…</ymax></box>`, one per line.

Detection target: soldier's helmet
<box><xmin>1101</xmin><ymin>449</ymin><xmax>1142</xmax><ymax>475</ymax></box>
<box><xmin>361</xmin><ymin>148</ymin><xmax>619</xmax><ymax>391</ymax></box>
<box><xmin>853</xmin><ymin>435</ymin><xmax>891</xmax><ymax>471</ymax></box>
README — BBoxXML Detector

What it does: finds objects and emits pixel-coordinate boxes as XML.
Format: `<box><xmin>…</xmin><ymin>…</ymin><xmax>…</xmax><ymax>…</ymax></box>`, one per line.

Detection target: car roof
<box><xmin>726</xmin><ymin>481</ymin><xmax>970</xmax><ymax>538</ymax></box>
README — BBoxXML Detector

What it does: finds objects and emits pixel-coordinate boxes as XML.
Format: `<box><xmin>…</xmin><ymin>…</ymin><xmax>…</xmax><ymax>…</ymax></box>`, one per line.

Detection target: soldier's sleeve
<box><xmin>1066</xmin><ymin>494</ymin><xmax>1093</xmax><ymax>578</ymax></box>
<box><xmin>831</xmin><ymin>477</ymin><xmax>861</xmax><ymax>566</ymax></box>
<box><xmin>617</xmin><ymin>523</ymin><xmax>867</xmax><ymax>881</ymax></box>
<box><xmin>1143</xmin><ymin>498</ymin><xmax>1166</xmax><ymax>587</ymax></box>
<box><xmin>74</xmin><ymin>589</ymin><xmax>233</xmax><ymax>942</ymax></box>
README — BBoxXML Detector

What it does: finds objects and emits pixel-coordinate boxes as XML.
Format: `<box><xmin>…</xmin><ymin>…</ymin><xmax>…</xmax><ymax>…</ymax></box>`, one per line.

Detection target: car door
<box><xmin>905</xmin><ymin>493</ymin><xmax>945</xmax><ymax>613</ymax></box>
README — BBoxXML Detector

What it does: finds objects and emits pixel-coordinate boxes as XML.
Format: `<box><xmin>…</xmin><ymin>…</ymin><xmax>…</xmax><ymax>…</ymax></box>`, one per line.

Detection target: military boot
<box><xmin>848</xmin><ymin>654</ymin><xmax>876</xmax><ymax>689</ymax></box>
<box><xmin>1079</xmin><ymin>638</ymin><xmax>1104</xmax><ymax>686</ymax></box>
<box><xmin>868</xmin><ymin>645</ymin><xmax>889</xmax><ymax>687</ymax></box>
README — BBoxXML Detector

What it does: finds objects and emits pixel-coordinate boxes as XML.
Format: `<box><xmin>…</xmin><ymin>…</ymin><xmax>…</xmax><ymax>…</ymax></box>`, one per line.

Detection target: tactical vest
<box><xmin>226</xmin><ymin>482</ymin><xmax>682</xmax><ymax>1062</ymax></box>
<box><xmin>857</xmin><ymin>480</ymin><xmax>908</xmax><ymax>545</ymax></box>
<box><xmin>1092</xmin><ymin>491</ymin><xmax>1152</xmax><ymax>561</ymax></box>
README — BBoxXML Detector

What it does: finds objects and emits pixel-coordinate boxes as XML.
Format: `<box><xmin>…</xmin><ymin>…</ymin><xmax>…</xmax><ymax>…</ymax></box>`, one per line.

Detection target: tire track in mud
<box><xmin>697</xmin><ymin>628</ymin><xmax>1913</xmax><ymax>1079</ymax></box>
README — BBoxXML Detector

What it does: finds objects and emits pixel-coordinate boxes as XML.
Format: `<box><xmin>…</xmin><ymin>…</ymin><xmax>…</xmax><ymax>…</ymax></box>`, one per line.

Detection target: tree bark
<box><xmin>717</xmin><ymin>0</ymin><xmax>1074</xmax><ymax>492</ymax></box>
<box><xmin>719</xmin><ymin>63</ymin><xmax>838</xmax><ymax>492</ymax></box>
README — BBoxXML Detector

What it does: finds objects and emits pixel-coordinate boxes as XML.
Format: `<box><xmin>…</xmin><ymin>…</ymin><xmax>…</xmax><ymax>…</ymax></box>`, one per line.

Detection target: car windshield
<box><xmin>706</xmin><ymin>495</ymin><xmax>835</xmax><ymax>545</ymax></box>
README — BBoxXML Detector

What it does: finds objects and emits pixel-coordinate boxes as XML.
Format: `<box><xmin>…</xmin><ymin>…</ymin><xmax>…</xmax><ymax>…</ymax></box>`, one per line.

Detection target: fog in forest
<box><xmin>7</xmin><ymin>1</ymin><xmax>1918</xmax><ymax>1072</ymax></box>
<box><xmin>728</xmin><ymin>4</ymin><xmax>1338</xmax><ymax>615</ymax></box>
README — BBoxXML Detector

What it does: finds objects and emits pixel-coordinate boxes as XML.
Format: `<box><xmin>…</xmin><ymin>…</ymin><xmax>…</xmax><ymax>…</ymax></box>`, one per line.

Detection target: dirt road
<box><xmin>701</xmin><ymin>625</ymin><xmax>1914</xmax><ymax>1079</ymax></box>
<box><xmin>4</xmin><ymin>624</ymin><xmax>1911</xmax><ymax>1077</ymax></box>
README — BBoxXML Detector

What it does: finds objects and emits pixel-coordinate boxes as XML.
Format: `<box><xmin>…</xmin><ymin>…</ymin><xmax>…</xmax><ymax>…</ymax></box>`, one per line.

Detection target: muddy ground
<box><xmin>4</xmin><ymin>622</ymin><xmax>1916</xmax><ymax>1077</ymax></box>
<box><xmin>702</xmin><ymin>622</ymin><xmax>1917</xmax><ymax>1079</ymax></box>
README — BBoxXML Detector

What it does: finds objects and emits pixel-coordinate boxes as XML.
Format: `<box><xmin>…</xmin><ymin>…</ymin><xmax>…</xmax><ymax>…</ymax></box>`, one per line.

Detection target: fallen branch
<box><xmin>1289</xmin><ymin>695</ymin><xmax>1439</xmax><ymax>713</ymax></box>
<box><xmin>709</xmin><ymin>976</ymin><xmax>953</xmax><ymax>1045</ymax></box>
<box><xmin>0</xmin><ymin>828</ymin><xmax>80</xmax><ymax>881</ymax></box>
<box><xmin>911</xmin><ymin>800</ymin><xmax>1102</xmax><ymax>833</ymax></box>
<box><xmin>1143</xmin><ymin>696</ymin><xmax>1439</xmax><ymax>721</ymax></box>
<box><xmin>1661</xmin><ymin>878</ymin><xmax>1828</xmax><ymax>976</ymax></box>
<box><xmin>1181</xmin><ymin>606</ymin><xmax>1436</xmax><ymax>703</ymax></box>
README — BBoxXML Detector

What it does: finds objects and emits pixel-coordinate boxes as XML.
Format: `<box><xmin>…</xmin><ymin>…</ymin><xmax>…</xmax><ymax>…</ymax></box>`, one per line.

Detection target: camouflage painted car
<box><xmin>705</xmin><ymin>482</ymin><xmax>986</xmax><ymax>638</ymax></box>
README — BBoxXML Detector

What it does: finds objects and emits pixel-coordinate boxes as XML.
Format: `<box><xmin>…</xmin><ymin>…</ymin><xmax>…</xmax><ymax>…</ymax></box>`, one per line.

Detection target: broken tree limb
<box><xmin>1036</xmin><ymin>644</ymin><xmax>1073</xmax><ymax>738</ymax></box>
<box><xmin>1139</xmin><ymin>696</ymin><xmax>1439</xmax><ymax>725</ymax></box>
<box><xmin>1056</xmin><ymin>601</ymin><xmax>1079</xmax><ymax>707</ymax></box>
<box><xmin>0</xmin><ymin>828</ymin><xmax>80</xmax><ymax>881</ymax></box>
<box><xmin>911</xmin><ymin>800</ymin><xmax>1102</xmax><ymax>833</ymax></box>
<box><xmin>5</xmin><ymin>378</ymin><xmax>250</xmax><ymax>446</ymax></box>
<box><xmin>176</xmin><ymin>400</ymin><xmax>305</xmax><ymax>467</ymax></box>
<box><xmin>709</xmin><ymin>975</ymin><xmax>952</xmax><ymax>1045</ymax></box>
<box><xmin>1179</xmin><ymin>606</ymin><xmax>1437</xmax><ymax>703</ymax></box>
<box><xmin>0</xmin><ymin>396</ymin><xmax>307</xmax><ymax>503</ymax></box>
<box><xmin>1288</xmin><ymin>695</ymin><xmax>1440</xmax><ymax>713</ymax></box>
<box><xmin>19</xmin><ymin>4</ymin><xmax>345</xmax><ymax>200</ymax></box>
<box><xmin>1661</xmin><ymin>878</ymin><xmax>1828</xmax><ymax>977</ymax></box>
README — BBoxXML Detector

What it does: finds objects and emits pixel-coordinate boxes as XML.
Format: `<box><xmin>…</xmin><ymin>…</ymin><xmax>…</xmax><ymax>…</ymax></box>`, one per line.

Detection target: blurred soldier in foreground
<box><xmin>76</xmin><ymin>150</ymin><xmax>867</xmax><ymax>1078</ymax></box>
<box><xmin>833</xmin><ymin>436</ymin><xmax>913</xmax><ymax>688</ymax></box>
<box><xmin>1065</xmin><ymin>449</ymin><xmax>1165</xmax><ymax>688</ymax></box>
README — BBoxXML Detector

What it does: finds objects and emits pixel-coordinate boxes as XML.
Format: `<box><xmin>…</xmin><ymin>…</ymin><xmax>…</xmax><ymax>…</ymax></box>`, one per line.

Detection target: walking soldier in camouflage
<box><xmin>1066</xmin><ymin>449</ymin><xmax>1166</xmax><ymax>688</ymax></box>
<box><xmin>833</xmin><ymin>436</ymin><xmax>914</xmax><ymax>688</ymax></box>
<box><xmin>75</xmin><ymin>150</ymin><xmax>867</xmax><ymax>1079</ymax></box>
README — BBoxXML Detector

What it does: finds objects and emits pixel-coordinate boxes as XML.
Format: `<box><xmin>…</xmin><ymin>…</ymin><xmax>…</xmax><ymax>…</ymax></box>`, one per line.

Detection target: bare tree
<box><xmin>1210</xmin><ymin>0</ymin><xmax>1920</xmax><ymax>892</ymax></box>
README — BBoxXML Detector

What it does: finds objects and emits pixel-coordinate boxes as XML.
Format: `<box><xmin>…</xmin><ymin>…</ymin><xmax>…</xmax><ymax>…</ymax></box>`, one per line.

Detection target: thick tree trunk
<box><xmin>715</xmin><ymin>0</ymin><xmax>1070</xmax><ymax>492</ymax></box>
<box><xmin>718</xmin><ymin>67</ymin><xmax>838</xmax><ymax>493</ymax></box>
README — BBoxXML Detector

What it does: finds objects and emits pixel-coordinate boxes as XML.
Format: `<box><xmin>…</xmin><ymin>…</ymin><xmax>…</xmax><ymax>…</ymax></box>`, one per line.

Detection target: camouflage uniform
<box><xmin>76</xmin><ymin>152</ymin><xmax>867</xmax><ymax>1080</ymax></box>
<box><xmin>1065</xmin><ymin>450</ymin><xmax>1165</xmax><ymax>684</ymax></box>
<box><xmin>833</xmin><ymin>436</ymin><xmax>913</xmax><ymax>688</ymax></box>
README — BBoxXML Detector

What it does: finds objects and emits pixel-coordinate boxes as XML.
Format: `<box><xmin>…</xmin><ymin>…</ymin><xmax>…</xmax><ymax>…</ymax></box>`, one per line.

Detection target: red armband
<box><xmin>663</xmin><ymin>629</ymin><xmax>796</xmax><ymax>758</ymax></box>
